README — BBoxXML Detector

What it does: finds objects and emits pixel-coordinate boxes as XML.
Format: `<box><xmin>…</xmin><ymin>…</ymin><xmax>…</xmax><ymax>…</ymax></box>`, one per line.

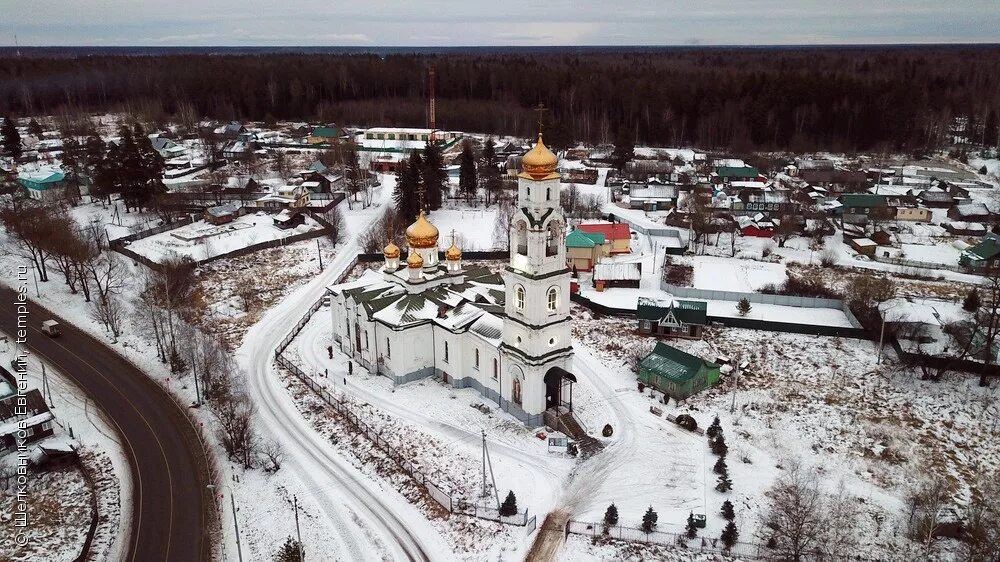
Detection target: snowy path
<box><xmin>236</xmin><ymin>177</ymin><xmax>453</xmax><ymax>561</ymax></box>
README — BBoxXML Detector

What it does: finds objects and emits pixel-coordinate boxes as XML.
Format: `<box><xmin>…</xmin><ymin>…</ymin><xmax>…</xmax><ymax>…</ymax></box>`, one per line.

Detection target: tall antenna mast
<box><xmin>15</xmin><ymin>34</ymin><xmax>21</xmax><ymax>57</ymax></box>
<box><xmin>428</xmin><ymin>66</ymin><xmax>436</xmax><ymax>131</ymax></box>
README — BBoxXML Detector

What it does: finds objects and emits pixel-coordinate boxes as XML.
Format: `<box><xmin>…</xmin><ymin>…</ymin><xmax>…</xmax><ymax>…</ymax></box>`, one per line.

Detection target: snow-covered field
<box><xmin>126</xmin><ymin>212</ymin><xmax>322</xmax><ymax>264</ymax></box>
<box><xmin>426</xmin><ymin>207</ymin><xmax>499</xmax><ymax>251</ymax></box>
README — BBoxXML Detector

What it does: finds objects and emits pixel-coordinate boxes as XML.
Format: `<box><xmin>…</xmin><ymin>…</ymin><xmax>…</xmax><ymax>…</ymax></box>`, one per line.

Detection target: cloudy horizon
<box><xmin>2</xmin><ymin>0</ymin><xmax>999</xmax><ymax>47</ymax></box>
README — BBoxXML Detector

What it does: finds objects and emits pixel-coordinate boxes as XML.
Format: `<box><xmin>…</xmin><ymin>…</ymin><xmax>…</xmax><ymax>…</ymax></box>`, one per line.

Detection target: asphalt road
<box><xmin>0</xmin><ymin>287</ymin><xmax>213</xmax><ymax>562</ymax></box>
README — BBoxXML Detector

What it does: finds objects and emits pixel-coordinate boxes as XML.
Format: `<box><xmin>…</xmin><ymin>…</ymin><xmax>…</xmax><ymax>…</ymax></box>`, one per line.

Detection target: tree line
<box><xmin>3</xmin><ymin>46</ymin><xmax>1000</xmax><ymax>152</ymax></box>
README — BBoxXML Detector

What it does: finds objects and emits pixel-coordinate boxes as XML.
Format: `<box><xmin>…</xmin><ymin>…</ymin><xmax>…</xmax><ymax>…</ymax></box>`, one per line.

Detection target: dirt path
<box><xmin>524</xmin><ymin>510</ymin><xmax>569</xmax><ymax>562</ymax></box>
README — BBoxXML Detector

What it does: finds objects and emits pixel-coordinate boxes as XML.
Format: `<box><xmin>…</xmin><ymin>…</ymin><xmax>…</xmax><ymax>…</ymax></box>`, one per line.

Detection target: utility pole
<box><xmin>31</xmin><ymin>266</ymin><xmax>40</xmax><ymax>297</ymax></box>
<box><xmin>191</xmin><ymin>352</ymin><xmax>202</xmax><ymax>407</ymax></box>
<box><xmin>294</xmin><ymin>495</ymin><xmax>304</xmax><ymax>561</ymax></box>
<box><xmin>317</xmin><ymin>239</ymin><xmax>323</xmax><ymax>272</ymax></box>
<box><xmin>42</xmin><ymin>363</ymin><xmax>54</xmax><ymax>408</ymax></box>
<box><xmin>729</xmin><ymin>359</ymin><xmax>741</xmax><ymax>414</ymax></box>
<box><xmin>231</xmin><ymin>490</ymin><xmax>244</xmax><ymax>562</ymax></box>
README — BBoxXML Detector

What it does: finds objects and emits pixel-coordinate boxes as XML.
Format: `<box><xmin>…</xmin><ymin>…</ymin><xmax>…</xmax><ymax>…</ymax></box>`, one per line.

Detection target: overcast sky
<box><xmin>3</xmin><ymin>0</ymin><xmax>999</xmax><ymax>46</ymax></box>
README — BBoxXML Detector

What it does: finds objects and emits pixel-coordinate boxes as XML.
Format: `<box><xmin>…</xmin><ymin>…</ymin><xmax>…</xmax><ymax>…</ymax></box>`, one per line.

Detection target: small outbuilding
<box><xmin>274</xmin><ymin>209</ymin><xmax>307</xmax><ymax>230</ymax></box>
<box><xmin>848</xmin><ymin>237</ymin><xmax>877</xmax><ymax>256</ymax></box>
<box><xmin>638</xmin><ymin>342</ymin><xmax>720</xmax><ymax>401</ymax></box>
<box><xmin>204</xmin><ymin>202</ymin><xmax>241</xmax><ymax>225</ymax></box>
<box><xmin>592</xmin><ymin>262</ymin><xmax>641</xmax><ymax>289</ymax></box>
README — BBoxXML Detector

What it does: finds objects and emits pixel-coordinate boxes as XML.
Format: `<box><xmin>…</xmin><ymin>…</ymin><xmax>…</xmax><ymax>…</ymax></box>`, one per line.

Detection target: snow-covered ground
<box><xmin>126</xmin><ymin>212</ymin><xmax>322</xmax><ymax>264</ymax></box>
<box><xmin>569</xmin><ymin>308</ymin><xmax>1000</xmax><ymax>560</ymax></box>
<box><xmin>427</xmin><ymin>207</ymin><xmax>499</xmax><ymax>251</ymax></box>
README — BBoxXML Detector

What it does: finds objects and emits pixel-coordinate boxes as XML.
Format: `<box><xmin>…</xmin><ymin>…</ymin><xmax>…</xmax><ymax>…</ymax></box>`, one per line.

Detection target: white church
<box><xmin>327</xmin><ymin>133</ymin><xmax>577</xmax><ymax>427</ymax></box>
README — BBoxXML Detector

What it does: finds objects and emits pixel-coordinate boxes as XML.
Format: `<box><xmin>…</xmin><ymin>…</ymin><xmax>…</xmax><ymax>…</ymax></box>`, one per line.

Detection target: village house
<box><xmin>840</xmin><ymin>193</ymin><xmax>891</xmax><ymax>225</ymax></box>
<box><xmin>0</xmin><ymin>367</ymin><xmax>55</xmax><ymax>453</ymax></box>
<box><xmin>638</xmin><ymin>342</ymin><xmax>720</xmax><ymax>401</ymax></box>
<box><xmin>592</xmin><ymin>262</ymin><xmax>641</xmax><ymax>290</ymax></box>
<box><xmin>944</xmin><ymin>221</ymin><xmax>987</xmax><ymax>236</ymax></box>
<box><xmin>799</xmin><ymin>168</ymin><xmax>868</xmax><ymax>193</ymax></box>
<box><xmin>577</xmin><ymin>223</ymin><xmax>631</xmax><ymax>254</ymax></box>
<box><xmin>917</xmin><ymin>189</ymin><xmax>955</xmax><ymax>208</ymax></box>
<box><xmin>565</xmin><ymin>229</ymin><xmax>609</xmax><ymax>271</ymax></box>
<box><xmin>204</xmin><ymin>202</ymin><xmax>241</xmax><ymax>225</ymax></box>
<box><xmin>627</xmin><ymin>183</ymin><xmax>679</xmax><ymax>211</ymax></box>
<box><xmin>960</xmin><ymin>234</ymin><xmax>1000</xmax><ymax>268</ymax></box>
<box><xmin>307</xmin><ymin>126</ymin><xmax>342</xmax><ymax>145</ymax></box>
<box><xmin>712</xmin><ymin>165</ymin><xmax>761</xmax><ymax>185</ymax></box>
<box><xmin>637</xmin><ymin>297</ymin><xmax>709</xmax><ymax>339</ymax></box>
<box><xmin>18</xmin><ymin>168</ymin><xmax>70</xmax><ymax>202</ymax></box>
<box><xmin>895</xmin><ymin>206</ymin><xmax>932</xmax><ymax>222</ymax></box>
<box><xmin>949</xmin><ymin>202</ymin><xmax>992</xmax><ymax>223</ymax></box>
<box><xmin>151</xmin><ymin>136</ymin><xmax>187</xmax><ymax>160</ymax></box>
<box><xmin>255</xmin><ymin>184</ymin><xmax>310</xmax><ymax>209</ymax></box>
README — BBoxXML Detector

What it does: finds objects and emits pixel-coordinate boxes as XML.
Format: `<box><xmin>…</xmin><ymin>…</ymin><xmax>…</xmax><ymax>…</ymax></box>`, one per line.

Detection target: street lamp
<box><xmin>207</xmin><ymin>483</ymin><xmax>244</xmax><ymax>562</ymax></box>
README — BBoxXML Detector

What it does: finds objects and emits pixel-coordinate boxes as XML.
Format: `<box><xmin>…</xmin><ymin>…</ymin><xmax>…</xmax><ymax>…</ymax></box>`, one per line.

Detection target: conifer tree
<box><xmin>737</xmin><ymin>297</ymin><xmax>752</xmax><ymax>317</ymax></box>
<box><xmin>1</xmin><ymin>116</ymin><xmax>22</xmax><ymax>160</ymax></box>
<box><xmin>395</xmin><ymin>152</ymin><xmax>422</xmax><ymax>222</ymax></box>
<box><xmin>603</xmin><ymin>503</ymin><xmax>619</xmax><ymax>526</ymax></box>
<box><xmin>714</xmin><ymin>456</ymin><xmax>728</xmax><ymax>476</ymax></box>
<box><xmin>685</xmin><ymin>512</ymin><xmax>698</xmax><ymax>538</ymax></box>
<box><xmin>421</xmin><ymin>141</ymin><xmax>445</xmax><ymax>211</ymax></box>
<box><xmin>458</xmin><ymin>139</ymin><xmax>478</xmax><ymax>203</ymax></box>
<box><xmin>721</xmin><ymin>521</ymin><xmax>739</xmax><ymax>549</ymax></box>
<box><xmin>611</xmin><ymin>126</ymin><xmax>635</xmax><ymax>172</ymax></box>
<box><xmin>721</xmin><ymin>499</ymin><xmax>735</xmax><ymax>521</ymax></box>
<box><xmin>716</xmin><ymin>471</ymin><xmax>733</xmax><ymax>493</ymax></box>
<box><xmin>641</xmin><ymin>506</ymin><xmax>658</xmax><ymax>534</ymax></box>
<box><xmin>710</xmin><ymin>432</ymin><xmax>728</xmax><ymax>457</ymax></box>
<box><xmin>480</xmin><ymin>136</ymin><xmax>502</xmax><ymax>206</ymax></box>
<box><xmin>964</xmin><ymin>288</ymin><xmax>981</xmax><ymax>312</ymax></box>
<box><xmin>273</xmin><ymin>536</ymin><xmax>304</xmax><ymax>562</ymax></box>
<box><xmin>499</xmin><ymin>490</ymin><xmax>518</xmax><ymax>517</ymax></box>
<box><xmin>27</xmin><ymin>119</ymin><xmax>43</xmax><ymax>137</ymax></box>
<box><xmin>706</xmin><ymin>416</ymin><xmax>722</xmax><ymax>438</ymax></box>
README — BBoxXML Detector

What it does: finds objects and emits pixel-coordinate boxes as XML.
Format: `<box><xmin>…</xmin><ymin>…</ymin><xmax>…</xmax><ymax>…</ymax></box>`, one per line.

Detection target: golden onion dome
<box><xmin>520</xmin><ymin>133</ymin><xmax>558</xmax><ymax>179</ymax></box>
<box><xmin>406</xmin><ymin>251</ymin><xmax>424</xmax><ymax>268</ymax></box>
<box><xmin>383</xmin><ymin>240</ymin><xmax>400</xmax><ymax>259</ymax></box>
<box><xmin>445</xmin><ymin>241</ymin><xmax>462</xmax><ymax>261</ymax></box>
<box><xmin>405</xmin><ymin>211</ymin><xmax>439</xmax><ymax>249</ymax></box>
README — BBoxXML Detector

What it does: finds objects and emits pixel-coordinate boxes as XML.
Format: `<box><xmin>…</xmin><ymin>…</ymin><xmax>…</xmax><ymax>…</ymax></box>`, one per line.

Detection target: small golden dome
<box><xmin>406</xmin><ymin>251</ymin><xmax>424</xmax><ymax>268</ymax></box>
<box><xmin>445</xmin><ymin>242</ymin><xmax>462</xmax><ymax>261</ymax></box>
<box><xmin>521</xmin><ymin>133</ymin><xmax>558</xmax><ymax>180</ymax></box>
<box><xmin>383</xmin><ymin>240</ymin><xmax>400</xmax><ymax>259</ymax></box>
<box><xmin>405</xmin><ymin>211</ymin><xmax>439</xmax><ymax>249</ymax></box>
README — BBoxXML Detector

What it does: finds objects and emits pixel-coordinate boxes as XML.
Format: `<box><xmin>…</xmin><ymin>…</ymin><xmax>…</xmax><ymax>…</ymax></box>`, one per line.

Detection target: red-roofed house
<box><xmin>578</xmin><ymin>223</ymin><xmax>632</xmax><ymax>254</ymax></box>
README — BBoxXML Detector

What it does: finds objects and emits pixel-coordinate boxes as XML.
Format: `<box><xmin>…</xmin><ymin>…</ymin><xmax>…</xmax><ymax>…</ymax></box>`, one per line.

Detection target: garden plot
<box><xmin>126</xmin><ymin>212</ymin><xmax>322</xmax><ymax>263</ymax></box>
<box><xmin>687</xmin><ymin>256</ymin><xmax>787</xmax><ymax>292</ymax></box>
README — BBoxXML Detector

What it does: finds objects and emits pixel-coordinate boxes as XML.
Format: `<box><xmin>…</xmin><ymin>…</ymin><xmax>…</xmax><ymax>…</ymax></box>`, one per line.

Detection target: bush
<box><xmin>675</xmin><ymin>414</ymin><xmax>698</xmax><ymax>431</ymax></box>
<box><xmin>818</xmin><ymin>249</ymin><xmax>838</xmax><ymax>267</ymax></box>
<box><xmin>964</xmin><ymin>288</ymin><xmax>981</xmax><ymax>312</ymax></box>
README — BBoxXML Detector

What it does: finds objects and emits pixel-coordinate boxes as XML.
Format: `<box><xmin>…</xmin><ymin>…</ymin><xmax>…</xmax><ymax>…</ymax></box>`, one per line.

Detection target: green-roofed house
<box><xmin>960</xmin><ymin>234</ymin><xmax>1000</xmax><ymax>269</ymax></box>
<box><xmin>638</xmin><ymin>342</ymin><xmax>721</xmax><ymax>401</ymax></box>
<box><xmin>636</xmin><ymin>297</ymin><xmax>709</xmax><ymax>339</ymax></box>
<box><xmin>565</xmin><ymin>229</ymin><xmax>608</xmax><ymax>271</ymax></box>
<box><xmin>308</xmin><ymin>126</ymin><xmax>342</xmax><ymax>145</ymax></box>
<box><xmin>714</xmin><ymin>166</ymin><xmax>760</xmax><ymax>184</ymax></box>
<box><xmin>18</xmin><ymin>169</ymin><xmax>68</xmax><ymax>202</ymax></box>
<box><xmin>840</xmin><ymin>193</ymin><xmax>890</xmax><ymax>225</ymax></box>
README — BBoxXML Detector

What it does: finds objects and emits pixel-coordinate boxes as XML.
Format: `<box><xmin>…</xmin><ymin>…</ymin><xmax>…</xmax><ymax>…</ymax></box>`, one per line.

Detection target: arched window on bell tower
<box><xmin>514</xmin><ymin>285</ymin><xmax>526</xmax><ymax>311</ymax></box>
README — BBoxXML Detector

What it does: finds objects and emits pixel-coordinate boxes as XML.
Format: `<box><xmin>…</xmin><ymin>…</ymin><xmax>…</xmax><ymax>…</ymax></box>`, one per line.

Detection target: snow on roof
<box><xmin>469</xmin><ymin>313</ymin><xmax>503</xmax><ymax>347</ymax></box>
<box><xmin>578</xmin><ymin>222</ymin><xmax>631</xmax><ymax>241</ymax></box>
<box><xmin>593</xmin><ymin>262</ymin><xmax>641</xmax><ymax>281</ymax></box>
<box><xmin>852</xmin><ymin>238</ymin><xmax>877</xmax><ymax>247</ymax></box>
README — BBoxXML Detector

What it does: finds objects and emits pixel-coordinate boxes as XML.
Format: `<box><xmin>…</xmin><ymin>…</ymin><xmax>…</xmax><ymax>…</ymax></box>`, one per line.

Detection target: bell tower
<box><xmin>500</xmin><ymin>111</ymin><xmax>573</xmax><ymax>426</ymax></box>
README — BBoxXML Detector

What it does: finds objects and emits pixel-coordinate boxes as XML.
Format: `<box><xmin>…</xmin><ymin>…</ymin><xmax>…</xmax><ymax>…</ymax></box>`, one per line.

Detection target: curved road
<box><xmin>0</xmin><ymin>287</ymin><xmax>213</xmax><ymax>562</ymax></box>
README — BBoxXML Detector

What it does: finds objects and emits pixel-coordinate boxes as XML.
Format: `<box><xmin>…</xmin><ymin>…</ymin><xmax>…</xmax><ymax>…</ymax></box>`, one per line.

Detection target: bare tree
<box><xmin>904</xmin><ymin>475</ymin><xmax>953</xmax><ymax>558</ymax></box>
<box><xmin>259</xmin><ymin>440</ymin><xmax>285</xmax><ymax>472</ymax></box>
<box><xmin>322</xmin><ymin>205</ymin><xmax>347</xmax><ymax>246</ymax></box>
<box><xmin>89</xmin><ymin>294</ymin><xmax>127</xmax><ymax>342</ymax></box>
<box><xmin>492</xmin><ymin>195</ymin><xmax>516</xmax><ymax>251</ymax></box>
<box><xmin>234</xmin><ymin>273</ymin><xmax>257</xmax><ymax>312</ymax></box>
<box><xmin>758</xmin><ymin>460</ymin><xmax>829</xmax><ymax>560</ymax></box>
<box><xmin>216</xmin><ymin>392</ymin><xmax>258</xmax><ymax>469</ymax></box>
<box><xmin>960</xmin><ymin>471</ymin><xmax>1000</xmax><ymax>562</ymax></box>
<box><xmin>86</xmin><ymin>252</ymin><xmax>129</xmax><ymax>301</ymax></box>
<box><xmin>0</xmin><ymin>198</ymin><xmax>63</xmax><ymax>281</ymax></box>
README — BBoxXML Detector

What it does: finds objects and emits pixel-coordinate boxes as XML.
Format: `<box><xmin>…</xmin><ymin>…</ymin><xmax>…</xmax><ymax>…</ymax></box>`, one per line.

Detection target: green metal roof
<box><xmin>566</xmin><ymin>229</ymin><xmax>605</xmax><ymax>248</ymax></box>
<box><xmin>965</xmin><ymin>237</ymin><xmax>1000</xmax><ymax>261</ymax></box>
<box><xmin>639</xmin><ymin>342</ymin><xmax>718</xmax><ymax>383</ymax></box>
<box><xmin>312</xmin><ymin>127</ymin><xmax>340</xmax><ymax>138</ymax></box>
<box><xmin>637</xmin><ymin>297</ymin><xmax>708</xmax><ymax>325</ymax></box>
<box><xmin>841</xmin><ymin>194</ymin><xmax>887</xmax><ymax>208</ymax></box>
<box><xmin>716</xmin><ymin>166</ymin><xmax>759</xmax><ymax>178</ymax></box>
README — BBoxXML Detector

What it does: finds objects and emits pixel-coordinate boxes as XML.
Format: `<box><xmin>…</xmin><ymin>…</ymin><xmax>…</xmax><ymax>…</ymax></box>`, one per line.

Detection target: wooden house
<box><xmin>565</xmin><ymin>229</ymin><xmax>609</xmax><ymax>272</ymax></box>
<box><xmin>637</xmin><ymin>297</ymin><xmax>708</xmax><ymax>339</ymax></box>
<box><xmin>592</xmin><ymin>262</ymin><xmax>641</xmax><ymax>289</ymax></box>
<box><xmin>638</xmin><ymin>342</ymin><xmax>720</xmax><ymax>401</ymax></box>
<box><xmin>0</xmin><ymin>386</ymin><xmax>54</xmax><ymax>453</ymax></box>
<box><xmin>578</xmin><ymin>223</ymin><xmax>632</xmax><ymax>254</ymax></box>
<box><xmin>204</xmin><ymin>202</ymin><xmax>241</xmax><ymax>225</ymax></box>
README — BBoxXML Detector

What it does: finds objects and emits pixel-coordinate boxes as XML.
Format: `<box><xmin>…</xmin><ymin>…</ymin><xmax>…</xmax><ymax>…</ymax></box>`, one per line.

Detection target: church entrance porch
<box><xmin>543</xmin><ymin>366</ymin><xmax>576</xmax><ymax>413</ymax></box>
